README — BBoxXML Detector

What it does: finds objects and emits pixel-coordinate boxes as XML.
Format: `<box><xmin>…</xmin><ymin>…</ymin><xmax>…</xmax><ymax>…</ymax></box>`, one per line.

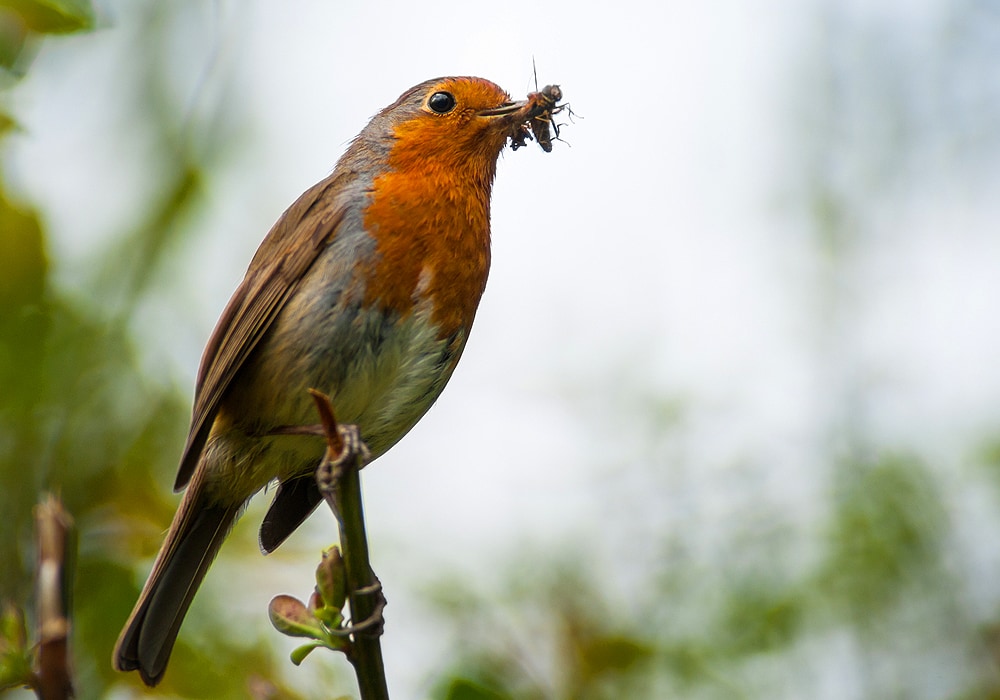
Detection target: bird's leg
<box><xmin>315</xmin><ymin>423</ymin><xmax>372</xmax><ymax>497</ymax></box>
<box><xmin>333</xmin><ymin>423</ymin><xmax>372</xmax><ymax>471</ymax></box>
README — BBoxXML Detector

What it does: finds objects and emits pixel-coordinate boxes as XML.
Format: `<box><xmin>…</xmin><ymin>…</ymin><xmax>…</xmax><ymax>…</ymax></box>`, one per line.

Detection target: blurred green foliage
<box><xmin>0</xmin><ymin>3</ymin><xmax>308</xmax><ymax>698</ymax></box>
<box><xmin>0</xmin><ymin>604</ymin><xmax>32</xmax><ymax>691</ymax></box>
<box><xmin>0</xmin><ymin>0</ymin><xmax>92</xmax><ymax>83</ymax></box>
<box><xmin>0</xmin><ymin>0</ymin><xmax>93</xmax><ymax>35</ymax></box>
<box><xmin>420</xmin><ymin>453</ymin><xmax>998</xmax><ymax>699</ymax></box>
<box><xmin>820</xmin><ymin>454</ymin><xmax>945</xmax><ymax>624</ymax></box>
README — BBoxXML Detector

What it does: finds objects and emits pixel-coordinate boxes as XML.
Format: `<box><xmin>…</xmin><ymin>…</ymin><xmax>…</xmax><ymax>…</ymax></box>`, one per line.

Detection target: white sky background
<box><xmin>7</xmin><ymin>0</ymin><xmax>1000</xmax><ymax>696</ymax></box>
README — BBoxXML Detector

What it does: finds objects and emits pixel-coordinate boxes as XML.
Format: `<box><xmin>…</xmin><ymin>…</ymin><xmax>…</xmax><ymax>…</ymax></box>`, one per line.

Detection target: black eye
<box><xmin>428</xmin><ymin>91</ymin><xmax>456</xmax><ymax>114</ymax></box>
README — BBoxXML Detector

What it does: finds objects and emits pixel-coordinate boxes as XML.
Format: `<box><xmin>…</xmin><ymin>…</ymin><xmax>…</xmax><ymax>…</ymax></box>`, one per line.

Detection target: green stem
<box><xmin>309</xmin><ymin>389</ymin><xmax>388</xmax><ymax>700</ymax></box>
<box><xmin>333</xmin><ymin>459</ymin><xmax>388</xmax><ymax>699</ymax></box>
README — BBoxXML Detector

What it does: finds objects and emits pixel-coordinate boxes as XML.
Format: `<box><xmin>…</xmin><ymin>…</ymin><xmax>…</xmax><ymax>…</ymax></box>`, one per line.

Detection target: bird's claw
<box><xmin>333</xmin><ymin>424</ymin><xmax>372</xmax><ymax>469</ymax></box>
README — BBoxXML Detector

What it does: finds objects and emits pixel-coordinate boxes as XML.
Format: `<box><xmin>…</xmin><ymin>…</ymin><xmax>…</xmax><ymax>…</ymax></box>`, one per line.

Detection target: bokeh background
<box><xmin>3</xmin><ymin>0</ymin><xmax>1000</xmax><ymax>698</ymax></box>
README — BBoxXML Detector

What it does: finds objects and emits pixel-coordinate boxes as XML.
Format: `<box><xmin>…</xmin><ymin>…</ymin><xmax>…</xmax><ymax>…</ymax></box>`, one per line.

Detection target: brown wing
<box><xmin>173</xmin><ymin>170</ymin><xmax>352</xmax><ymax>490</ymax></box>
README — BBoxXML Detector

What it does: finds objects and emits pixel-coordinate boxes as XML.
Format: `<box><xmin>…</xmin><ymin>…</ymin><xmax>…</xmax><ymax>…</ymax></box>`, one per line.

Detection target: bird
<box><xmin>113</xmin><ymin>76</ymin><xmax>555</xmax><ymax>686</ymax></box>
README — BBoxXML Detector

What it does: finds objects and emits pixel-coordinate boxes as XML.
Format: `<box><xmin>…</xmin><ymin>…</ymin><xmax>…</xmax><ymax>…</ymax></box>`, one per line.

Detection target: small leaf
<box><xmin>268</xmin><ymin>595</ymin><xmax>324</xmax><ymax>639</ymax></box>
<box><xmin>315</xmin><ymin>546</ymin><xmax>346</xmax><ymax>610</ymax></box>
<box><xmin>289</xmin><ymin>642</ymin><xmax>322</xmax><ymax>666</ymax></box>
<box><xmin>289</xmin><ymin>636</ymin><xmax>348</xmax><ymax>666</ymax></box>
<box><xmin>314</xmin><ymin>606</ymin><xmax>343</xmax><ymax>628</ymax></box>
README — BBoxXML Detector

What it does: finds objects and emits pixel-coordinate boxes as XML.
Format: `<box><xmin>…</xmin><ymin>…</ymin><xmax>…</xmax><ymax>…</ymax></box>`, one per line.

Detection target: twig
<box><xmin>308</xmin><ymin>390</ymin><xmax>388</xmax><ymax>700</ymax></box>
<box><xmin>34</xmin><ymin>494</ymin><xmax>75</xmax><ymax>700</ymax></box>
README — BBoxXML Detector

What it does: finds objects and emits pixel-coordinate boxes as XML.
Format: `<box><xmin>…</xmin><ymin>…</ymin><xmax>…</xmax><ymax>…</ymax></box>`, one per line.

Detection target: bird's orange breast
<box><xmin>360</xmin><ymin>153</ymin><xmax>493</xmax><ymax>340</ymax></box>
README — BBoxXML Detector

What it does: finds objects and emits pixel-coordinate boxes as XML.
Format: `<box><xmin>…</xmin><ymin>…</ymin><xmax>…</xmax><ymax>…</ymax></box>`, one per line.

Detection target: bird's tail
<box><xmin>113</xmin><ymin>478</ymin><xmax>241</xmax><ymax>686</ymax></box>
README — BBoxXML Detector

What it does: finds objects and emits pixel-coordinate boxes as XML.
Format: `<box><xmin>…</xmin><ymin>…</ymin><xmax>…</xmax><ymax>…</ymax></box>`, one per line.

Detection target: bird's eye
<box><xmin>427</xmin><ymin>91</ymin><xmax>456</xmax><ymax>114</ymax></box>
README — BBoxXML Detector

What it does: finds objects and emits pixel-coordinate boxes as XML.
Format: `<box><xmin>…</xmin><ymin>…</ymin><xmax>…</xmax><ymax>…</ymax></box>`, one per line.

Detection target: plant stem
<box><xmin>335</xmin><ymin>457</ymin><xmax>388</xmax><ymax>699</ymax></box>
<box><xmin>309</xmin><ymin>390</ymin><xmax>388</xmax><ymax>700</ymax></box>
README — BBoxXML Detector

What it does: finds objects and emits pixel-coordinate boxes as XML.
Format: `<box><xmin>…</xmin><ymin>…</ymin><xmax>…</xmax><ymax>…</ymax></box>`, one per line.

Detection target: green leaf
<box><xmin>313</xmin><ymin>606</ymin><xmax>343</xmax><ymax>629</ymax></box>
<box><xmin>267</xmin><ymin>595</ymin><xmax>324</xmax><ymax>640</ymax></box>
<box><xmin>288</xmin><ymin>636</ymin><xmax>348</xmax><ymax>665</ymax></box>
<box><xmin>315</xmin><ymin>545</ymin><xmax>347</xmax><ymax>611</ymax></box>
<box><xmin>289</xmin><ymin>642</ymin><xmax>322</xmax><ymax>666</ymax></box>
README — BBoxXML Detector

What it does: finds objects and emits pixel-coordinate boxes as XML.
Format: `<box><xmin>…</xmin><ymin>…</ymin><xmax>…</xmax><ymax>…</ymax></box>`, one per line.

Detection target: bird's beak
<box><xmin>477</xmin><ymin>99</ymin><xmax>552</xmax><ymax>135</ymax></box>
<box><xmin>478</xmin><ymin>100</ymin><xmax>529</xmax><ymax>118</ymax></box>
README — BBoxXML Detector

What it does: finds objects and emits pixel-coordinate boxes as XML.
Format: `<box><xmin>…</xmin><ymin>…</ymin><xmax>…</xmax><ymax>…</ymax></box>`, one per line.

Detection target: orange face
<box><xmin>382</xmin><ymin>77</ymin><xmax>532</xmax><ymax>173</ymax></box>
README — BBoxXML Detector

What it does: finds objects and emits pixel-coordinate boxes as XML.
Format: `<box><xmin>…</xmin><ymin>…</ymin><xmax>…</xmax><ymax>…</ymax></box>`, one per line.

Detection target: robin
<box><xmin>113</xmin><ymin>76</ymin><xmax>560</xmax><ymax>686</ymax></box>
